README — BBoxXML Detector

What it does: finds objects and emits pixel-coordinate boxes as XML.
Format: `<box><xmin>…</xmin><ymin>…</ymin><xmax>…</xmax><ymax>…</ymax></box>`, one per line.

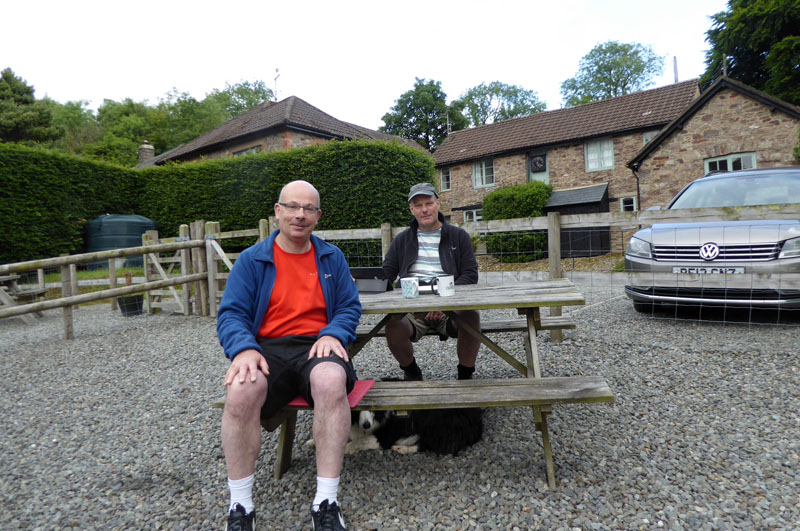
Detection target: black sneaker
<box><xmin>402</xmin><ymin>370</ymin><xmax>423</xmax><ymax>381</ymax></box>
<box><xmin>226</xmin><ymin>503</ymin><xmax>255</xmax><ymax>531</ymax></box>
<box><xmin>311</xmin><ymin>499</ymin><xmax>346</xmax><ymax>530</ymax></box>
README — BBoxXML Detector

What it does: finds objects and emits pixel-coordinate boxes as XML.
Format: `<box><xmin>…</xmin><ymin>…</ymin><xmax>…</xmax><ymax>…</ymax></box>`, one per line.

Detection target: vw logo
<box><xmin>699</xmin><ymin>242</ymin><xmax>720</xmax><ymax>261</ymax></box>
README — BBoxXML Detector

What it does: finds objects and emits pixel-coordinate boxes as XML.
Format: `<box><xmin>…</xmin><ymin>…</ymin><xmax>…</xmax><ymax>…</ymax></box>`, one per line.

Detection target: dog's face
<box><xmin>351</xmin><ymin>410</ymin><xmax>393</xmax><ymax>434</ymax></box>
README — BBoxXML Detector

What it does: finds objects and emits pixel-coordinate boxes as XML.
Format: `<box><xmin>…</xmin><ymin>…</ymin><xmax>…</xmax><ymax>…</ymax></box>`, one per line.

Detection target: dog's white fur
<box><xmin>306</xmin><ymin>410</ymin><xmax>421</xmax><ymax>454</ymax></box>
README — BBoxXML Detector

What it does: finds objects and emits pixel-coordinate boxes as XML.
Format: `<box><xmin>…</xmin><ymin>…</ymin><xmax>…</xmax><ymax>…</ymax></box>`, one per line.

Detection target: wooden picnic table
<box><xmin>0</xmin><ymin>274</ymin><xmax>48</xmax><ymax>325</ymax></box>
<box><xmin>266</xmin><ymin>278</ymin><xmax>613</xmax><ymax>487</ymax></box>
<box><xmin>353</xmin><ymin>278</ymin><xmax>586</xmax><ymax>378</ymax></box>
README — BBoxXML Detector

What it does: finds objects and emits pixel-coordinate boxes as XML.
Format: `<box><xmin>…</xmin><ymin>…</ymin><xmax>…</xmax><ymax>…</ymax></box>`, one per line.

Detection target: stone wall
<box><xmin>638</xmin><ymin>89</ymin><xmax>800</xmax><ymax>208</ymax></box>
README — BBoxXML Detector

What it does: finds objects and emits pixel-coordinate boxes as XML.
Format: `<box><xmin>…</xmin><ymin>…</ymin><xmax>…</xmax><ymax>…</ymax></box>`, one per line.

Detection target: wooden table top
<box><xmin>358</xmin><ymin>278</ymin><xmax>585</xmax><ymax>314</ymax></box>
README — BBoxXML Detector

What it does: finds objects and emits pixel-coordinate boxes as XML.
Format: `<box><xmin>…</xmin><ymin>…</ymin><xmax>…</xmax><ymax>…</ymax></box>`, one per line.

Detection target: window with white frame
<box><xmin>585</xmin><ymin>138</ymin><xmax>614</xmax><ymax>171</ymax></box>
<box><xmin>704</xmin><ymin>152</ymin><xmax>756</xmax><ymax>174</ymax></box>
<box><xmin>620</xmin><ymin>196</ymin><xmax>637</xmax><ymax>212</ymax></box>
<box><xmin>463</xmin><ymin>209</ymin><xmax>483</xmax><ymax>223</ymax></box>
<box><xmin>642</xmin><ymin>130</ymin><xmax>660</xmax><ymax>145</ymax></box>
<box><xmin>472</xmin><ymin>159</ymin><xmax>495</xmax><ymax>188</ymax></box>
<box><xmin>440</xmin><ymin>168</ymin><xmax>452</xmax><ymax>191</ymax></box>
<box><xmin>233</xmin><ymin>145</ymin><xmax>262</xmax><ymax>157</ymax></box>
<box><xmin>528</xmin><ymin>153</ymin><xmax>549</xmax><ymax>184</ymax></box>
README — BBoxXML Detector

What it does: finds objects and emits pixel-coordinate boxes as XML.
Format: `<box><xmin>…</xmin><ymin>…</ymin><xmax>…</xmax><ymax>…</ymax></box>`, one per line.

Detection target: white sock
<box><xmin>312</xmin><ymin>476</ymin><xmax>339</xmax><ymax>510</ymax></box>
<box><xmin>228</xmin><ymin>474</ymin><xmax>255</xmax><ymax>514</ymax></box>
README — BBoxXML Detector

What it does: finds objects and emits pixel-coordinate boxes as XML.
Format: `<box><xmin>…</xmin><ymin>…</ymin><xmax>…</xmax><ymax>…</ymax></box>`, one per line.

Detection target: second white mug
<box><xmin>432</xmin><ymin>275</ymin><xmax>455</xmax><ymax>296</ymax></box>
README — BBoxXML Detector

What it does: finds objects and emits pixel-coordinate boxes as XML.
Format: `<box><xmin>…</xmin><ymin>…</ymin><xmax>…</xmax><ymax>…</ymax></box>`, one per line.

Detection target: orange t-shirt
<box><xmin>258</xmin><ymin>243</ymin><xmax>328</xmax><ymax>339</ymax></box>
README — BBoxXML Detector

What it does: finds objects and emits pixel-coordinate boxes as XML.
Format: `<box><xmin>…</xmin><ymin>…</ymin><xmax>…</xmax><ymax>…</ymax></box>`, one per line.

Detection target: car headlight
<box><xmin>778</xmin><ymin>237</ymin><xmax>800</xmax><ymax>259</ymax></box>
<box><xmin>626</xmin><ymin>237</ymin><xmax>652</xmax><ymax>259</ymax></box>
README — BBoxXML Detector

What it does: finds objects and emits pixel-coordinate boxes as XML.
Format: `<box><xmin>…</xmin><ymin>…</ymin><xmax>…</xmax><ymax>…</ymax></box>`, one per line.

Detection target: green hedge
<box><xmin>139</xmin><ymin>140</ymin><xmax>433</xmax><ymax>236</ymax></box>
<box><xmin>482</xmin><ymin>181</ymin><xmax>552</xmax><ymax>263</ymax></box>
<box><xmin>1</xmin><ymin>140</ymin><xmax>434</xmax><ymax>264</ymax></box>
<box><xmin>0</xmin><ymin>143</ymin><xmax>141</xmax><ymax>263</ymax></box>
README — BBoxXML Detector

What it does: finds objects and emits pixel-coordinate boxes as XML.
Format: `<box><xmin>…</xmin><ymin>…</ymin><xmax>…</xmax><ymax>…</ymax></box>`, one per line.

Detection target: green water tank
<box><xmin>84</xmin><ymin>214</ymin><xmax>156</xmax><ymax>267</ymax></box>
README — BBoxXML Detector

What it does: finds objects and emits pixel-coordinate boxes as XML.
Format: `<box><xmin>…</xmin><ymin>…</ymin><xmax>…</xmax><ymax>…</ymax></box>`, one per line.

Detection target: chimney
<box><xmin>138</xmin><ymin>140</ymin><xmax>155</xmax><ymax>163</ymax></box>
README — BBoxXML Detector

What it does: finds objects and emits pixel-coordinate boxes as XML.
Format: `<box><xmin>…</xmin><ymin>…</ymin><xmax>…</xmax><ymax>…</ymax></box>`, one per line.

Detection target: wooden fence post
<box><xmin>179</xmin><ymin>224</ymin><xmax>192</xmax><ymax>315</ymax></box>
<box><xmin>69</xmin><ymin>264</ymin><xmax>78</xmax><ymax>303</ymax></box>
<box><xmin>205</xmin><ymin>221</ymin><xmax>221</xmax><ymax>317</ymax></box>
<box><xmin>37</xmin><ymin>268</ymin><xmax>45</xmax><ymax>290</ymax></box>
<box><xmin>109</xmin><ymin>258</ymin><xmax>118</xmax><ymax>311</ymax></box>
<box><xmin>380</xmin><ymin>223</ymin><xmax>392</xmax><ymax>259</ymax></box>
<box><xmin>269</xmin><ymin>216</ymin><xmax>278</xmax><ymax>233</ymax></box>
<box><xmin>143</xmin><ymin>230</ymin><xmax>159</xmax><ymax>313</ymax></box>
<box><xmin>547</xmin><ymin>212</ymin><xmax>563</xmax><ymax>344</ymax></box>
<box><xmin>258</xmin><ymin>219</ymin><xmax>269</xmax><ymax>242</ymax></box>
<box><xmin>190</xmin><ymin>220</ymin><xmax>208</xmax><ymax>316</ymax></box>
<box><xmin>60</xmin><ymin>255</ymin><xmax>74</xmax><ymax>340</ymax></box>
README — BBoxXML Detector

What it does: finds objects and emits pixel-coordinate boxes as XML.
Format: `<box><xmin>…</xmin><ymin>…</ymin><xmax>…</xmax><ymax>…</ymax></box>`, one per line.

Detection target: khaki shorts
<box><xmin>406</xmin><ymin>312</ymin><xmax>458</xmax><ymax>342</ymax></box>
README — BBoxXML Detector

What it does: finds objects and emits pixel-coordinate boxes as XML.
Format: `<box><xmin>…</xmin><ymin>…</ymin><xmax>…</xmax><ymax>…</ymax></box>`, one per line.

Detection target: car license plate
<box><xmin>672</xmin><ymin>266</ymin><xmax>745</xmax><ymax>274</ymax></box>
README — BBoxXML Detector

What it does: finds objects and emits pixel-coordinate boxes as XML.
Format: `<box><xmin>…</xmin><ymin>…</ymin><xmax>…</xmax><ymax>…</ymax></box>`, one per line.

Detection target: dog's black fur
<box><xmin>348</xmin><ymin>379</ymin><xmax>483</xmax><ymax>456</ymax></box>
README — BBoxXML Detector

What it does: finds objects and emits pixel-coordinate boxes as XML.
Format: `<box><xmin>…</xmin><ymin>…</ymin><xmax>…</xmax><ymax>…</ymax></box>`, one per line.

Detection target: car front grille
<box><xmin>627</xmin><ymin>286</ymin><xmax>800</xmax><ymax>301</ymax></box>
<box><xmin>652</xmin><ymin>243</ymin><xmax>781</xmax><ymax>262</ymax></box>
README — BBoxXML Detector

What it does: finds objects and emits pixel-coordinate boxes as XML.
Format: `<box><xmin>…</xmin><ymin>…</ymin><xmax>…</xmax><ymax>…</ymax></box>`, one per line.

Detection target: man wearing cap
<box><xmin>381</xmin><ymin>182</ymin><xmax>481</xmax><ymax>381</ymax></box>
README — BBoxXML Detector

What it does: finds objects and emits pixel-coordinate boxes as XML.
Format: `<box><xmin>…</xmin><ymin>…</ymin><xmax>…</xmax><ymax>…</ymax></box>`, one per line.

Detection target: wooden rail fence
<box><xmin>2</xmin><ymin>203</ymin><xmax>799</xmax><ymax>338</ymax></box>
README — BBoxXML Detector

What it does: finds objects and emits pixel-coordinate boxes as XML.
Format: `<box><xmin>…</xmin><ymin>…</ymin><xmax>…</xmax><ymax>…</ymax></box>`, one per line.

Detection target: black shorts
<box><xmin>257</xmin><ymin>335</ymin><xmax>357</xmax><ymax>420</ymax></box>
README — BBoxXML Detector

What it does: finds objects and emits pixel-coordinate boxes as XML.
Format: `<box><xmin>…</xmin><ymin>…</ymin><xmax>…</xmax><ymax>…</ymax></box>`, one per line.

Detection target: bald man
<box><xmin>217</xmin><ymin>180</ymin><xmax>360</xmax><ymax>530</ymax></box>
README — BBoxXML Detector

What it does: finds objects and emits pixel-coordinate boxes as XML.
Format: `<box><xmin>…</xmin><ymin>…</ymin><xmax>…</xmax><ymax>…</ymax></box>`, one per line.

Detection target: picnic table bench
<box><xmin>355</xmin><ymin>315</ymin><xmax>576</xmax><ymax>338</ymax></box>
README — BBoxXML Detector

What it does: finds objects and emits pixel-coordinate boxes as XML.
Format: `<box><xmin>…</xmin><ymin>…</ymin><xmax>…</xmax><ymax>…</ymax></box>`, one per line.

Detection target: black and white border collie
<box><xmin>347</xmin><ymin>405</ymin><xmax>483</xmax><ymax>456</ymax></box>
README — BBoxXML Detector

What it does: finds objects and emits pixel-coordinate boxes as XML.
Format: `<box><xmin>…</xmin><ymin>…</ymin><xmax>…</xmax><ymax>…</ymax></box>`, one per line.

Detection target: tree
<box><xmin>380</xmin><ymin>78</ymin><xmax>467</xmax><ymax>152</ymax></box>
<box><xmin>149</xmin><ymin>89</ymin><xmax>228</xmax><ymax>152</ymax></box>
<box><xmin>456</xmin><ymin>81</ymin><xmax>546</xmax><ymax>127</ymax></box>
<box><xmin>701</xmin><ymin>0</ymin><xmax>800</xmax><ymax>105</ymax></box>
<box><xmin>560</xmin><ymin>41</ymin><xmax>664</xmax><ymax>107</ymax></box>
<box><xmin>206</xmin><ymin>80</ymin><xmax>274</xmax><ymax>119</ymax></box>
<box><xmin>0</xmin><ymin>68</ymin><xmax>62</xmax><ymax>143</ymax></box>
<box><xmin>41</xmin><ymin>98</ymin><xmax>103</xmax><ymax>155</ymax></box>
<box><xmin>81</xmin><ymin>98</ymin><xmax>156</xmax><ymax>166</ymax></box>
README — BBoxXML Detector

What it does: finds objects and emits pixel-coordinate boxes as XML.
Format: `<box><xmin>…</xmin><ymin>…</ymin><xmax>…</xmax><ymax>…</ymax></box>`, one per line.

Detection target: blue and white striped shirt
<box><xmin>408</xmin><ymin>228</ymin><xmax>444</xmax><ymax>280</ymax></box>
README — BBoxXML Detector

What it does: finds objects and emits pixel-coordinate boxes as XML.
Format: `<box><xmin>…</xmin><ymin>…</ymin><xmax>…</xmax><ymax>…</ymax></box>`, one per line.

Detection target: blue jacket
<box><xmin>217</xmin><ymin>230</ymin><xmax>362</xmax><ymax>360</ymax></box>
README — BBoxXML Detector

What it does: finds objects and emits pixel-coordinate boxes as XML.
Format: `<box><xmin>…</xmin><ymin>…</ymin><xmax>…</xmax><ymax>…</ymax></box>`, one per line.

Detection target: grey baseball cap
<box><xmin>408</xmin><ymin>182</ymin><xmax>438</xmax><ymax>202</ymax></box>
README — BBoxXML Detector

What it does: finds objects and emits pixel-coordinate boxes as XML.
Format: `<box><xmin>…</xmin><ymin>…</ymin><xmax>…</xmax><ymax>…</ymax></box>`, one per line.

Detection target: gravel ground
<box><xmin>1</xmin><ymin>281</ymin><xmax>798</xmax><ymax>530</ymax></box>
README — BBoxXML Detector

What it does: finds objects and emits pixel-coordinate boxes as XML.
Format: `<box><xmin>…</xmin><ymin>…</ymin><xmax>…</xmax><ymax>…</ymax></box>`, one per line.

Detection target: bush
<box><xmin>481</xmin><ymin>181</ymin><xmax>552</xmax><ymax>263</ymax></box>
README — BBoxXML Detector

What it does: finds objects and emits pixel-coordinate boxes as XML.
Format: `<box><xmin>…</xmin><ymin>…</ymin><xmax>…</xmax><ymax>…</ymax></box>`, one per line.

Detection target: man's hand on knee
<box><xmin>225</xmin><ymin>349</ymin><xmax>269</xmax><ymax>387</ymax></box>
<box><xmin>308</xmin><ymin>335</ymin><xmax>349</xmax><ymax>363</ymax></box>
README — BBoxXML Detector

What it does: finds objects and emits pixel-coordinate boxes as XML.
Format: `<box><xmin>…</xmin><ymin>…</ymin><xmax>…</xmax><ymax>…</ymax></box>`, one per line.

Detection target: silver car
<box><xmin>625</xmin><ymin>167</ymin><xmax>800</xmax><ymax>312</ymax></box>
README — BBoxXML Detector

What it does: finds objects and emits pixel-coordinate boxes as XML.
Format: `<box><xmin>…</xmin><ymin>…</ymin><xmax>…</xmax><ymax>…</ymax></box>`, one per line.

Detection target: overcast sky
<box><xmin>3</xmin><ymin>0</ymin><xmax>728</xmax><ymax>131</ymax></box>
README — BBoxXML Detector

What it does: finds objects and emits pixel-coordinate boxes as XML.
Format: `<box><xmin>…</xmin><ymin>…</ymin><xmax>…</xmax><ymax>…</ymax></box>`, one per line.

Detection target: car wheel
<box><xmin>633</xmin><ymin>301</ymin><xmax>655</xmax><ymax>313</ymax></box>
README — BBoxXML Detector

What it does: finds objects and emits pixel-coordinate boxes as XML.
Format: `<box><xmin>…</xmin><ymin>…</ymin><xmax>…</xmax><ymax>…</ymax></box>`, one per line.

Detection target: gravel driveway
<box><xmin>1</xmin><ymin>283</ymin><xmax>797</xmax><ymax>530</ymax></box>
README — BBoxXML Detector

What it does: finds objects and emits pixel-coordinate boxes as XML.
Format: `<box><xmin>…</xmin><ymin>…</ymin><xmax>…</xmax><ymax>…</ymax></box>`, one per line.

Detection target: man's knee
<box><xmin>309</xmin><ymin>362</ymin><xmax>347</xmax><ymax>399</ymax></box>
<box><xmin>225</xmin><ymin>379</ymin><xmax>267</xmax><ymax>417</ymax></box>
<box><xmin>456</xmin><ymin>309</ymin><xmax>480</xmax><ymax>327</ymax></box>
<box><xmin>385</xmin><ymin>317</ymin><xmax>413</xmax><ymax>342</ymax></box>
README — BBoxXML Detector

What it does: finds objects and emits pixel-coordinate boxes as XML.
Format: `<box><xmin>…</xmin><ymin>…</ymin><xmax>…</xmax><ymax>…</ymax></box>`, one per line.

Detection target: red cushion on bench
<box><xmin>287</xmin><ymin>379</ymin><xmax>375</xmax><ymax>408</ymax></box>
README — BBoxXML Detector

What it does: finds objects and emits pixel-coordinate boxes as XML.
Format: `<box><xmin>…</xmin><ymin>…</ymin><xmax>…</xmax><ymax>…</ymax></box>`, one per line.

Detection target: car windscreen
<box><xmin>669</xmin><ymin>172</ymin><xmax>800</xmax><ymax>209</ymax></box>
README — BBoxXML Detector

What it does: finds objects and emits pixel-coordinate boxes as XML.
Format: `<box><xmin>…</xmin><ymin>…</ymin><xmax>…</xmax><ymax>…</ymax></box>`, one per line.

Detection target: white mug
<box><xmin>432</xmin><ymin>275</ymin><xmax>455</xmax><ymax>297</ymax></box>
<box><xmin>400</xmin><ymin>277</ymin><xmax>419</xmax><ymax>298</ymax></box>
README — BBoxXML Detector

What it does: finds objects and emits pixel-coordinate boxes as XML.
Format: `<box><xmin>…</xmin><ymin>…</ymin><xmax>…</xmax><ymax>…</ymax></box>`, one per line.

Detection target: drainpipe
<box><xmin>630</xmin><ymin>163</ymin><xmax>641</xmax><ymax>213</ymax></box>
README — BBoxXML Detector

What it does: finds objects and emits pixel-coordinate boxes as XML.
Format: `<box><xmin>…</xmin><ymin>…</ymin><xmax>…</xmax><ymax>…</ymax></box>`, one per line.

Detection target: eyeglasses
<box><xmin>278</xmin><ymin>202</ymin><xmax>320</xmax><ymax>215</ymax></box>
